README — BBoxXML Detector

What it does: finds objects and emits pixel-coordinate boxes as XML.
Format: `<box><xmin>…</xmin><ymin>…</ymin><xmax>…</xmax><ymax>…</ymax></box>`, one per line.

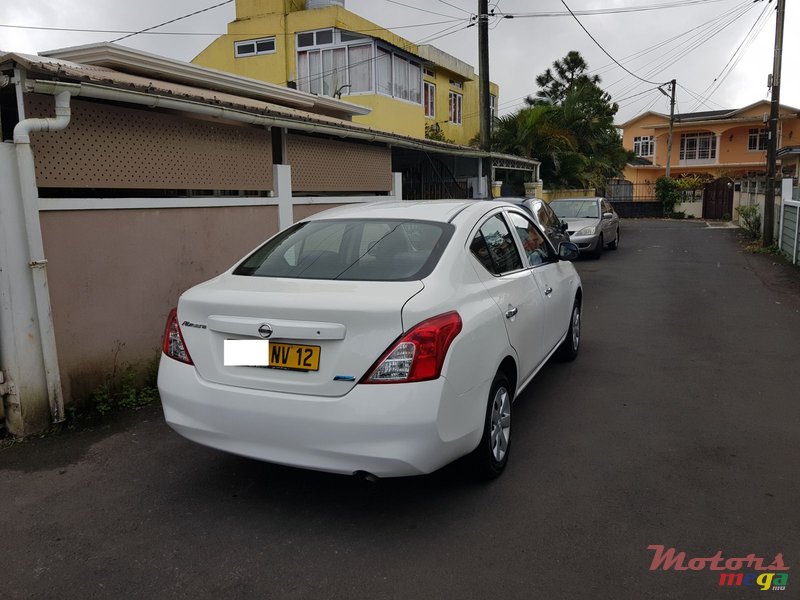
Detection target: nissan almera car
<box><xmin>158</xmin><ymin>201</ymin><xmax>582</xmax><ymax>479</ymax></box>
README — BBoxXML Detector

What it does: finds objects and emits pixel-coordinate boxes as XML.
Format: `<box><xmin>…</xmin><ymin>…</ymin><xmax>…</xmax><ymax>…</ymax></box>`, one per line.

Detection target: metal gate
<box><xmin>702</xmin><ymin>177</ymin><xmax>734</xmax><ymax>220</ymax></box>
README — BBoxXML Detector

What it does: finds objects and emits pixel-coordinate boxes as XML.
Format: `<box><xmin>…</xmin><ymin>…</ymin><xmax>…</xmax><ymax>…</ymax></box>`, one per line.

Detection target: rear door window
<box><xmin>469</xmin><ymin>213</ymin><xmax>524</xmax><ymax>275</ymax></box>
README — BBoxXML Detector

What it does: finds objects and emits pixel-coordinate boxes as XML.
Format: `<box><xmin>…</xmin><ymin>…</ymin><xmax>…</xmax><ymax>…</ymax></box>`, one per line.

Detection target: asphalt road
<box><xmin>2</xmin><ymin>220</ymin><xmax>799</xmax><ymax>600</ymax></box>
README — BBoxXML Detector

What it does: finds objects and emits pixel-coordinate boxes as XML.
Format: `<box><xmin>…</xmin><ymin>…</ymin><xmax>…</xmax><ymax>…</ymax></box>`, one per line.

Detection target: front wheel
<box><xmin>608</xmin><ymin>228</ymin><xmax>619</xmax><ymax>250</ymax></box>
<box><xmin>591</xmin><ymin>235</ymin><xmax>604</xmax><ymax>259</ymax></box>
<box><xmin>468</xmin><ymin>373</ymin><xmax>512</xmax><ymax>480</ymax></box>
<box><xmin>556</xmin><ymin>299</ymin><xmax>581</xmax><ymax>362</ymax></box>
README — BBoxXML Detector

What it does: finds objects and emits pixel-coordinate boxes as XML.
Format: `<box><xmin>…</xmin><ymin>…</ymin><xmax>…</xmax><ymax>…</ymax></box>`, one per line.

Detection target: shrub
<box><xmin>655</xmin><ymin>176</ymin><xmax>681</xmax><ymax>216</ymax></box>
<box><xmin>735</xmin><ymin>204</ymin><xmax>761</xmax><ymax>239</ymax></box>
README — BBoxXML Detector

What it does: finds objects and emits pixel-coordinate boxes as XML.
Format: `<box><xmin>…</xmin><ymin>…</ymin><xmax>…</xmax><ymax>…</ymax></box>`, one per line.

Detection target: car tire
<box><xmin>469</xmin><ymin>372</ymin><xmax>512</xmax><ymax>480</ymax></box>
<box><xmin>592</xmin><ymin>234</ymin><xmax>604</xmax><ymax>259</ymax></box>
<box><xmin>556</xmin><ymin>298</ymin><xmax>581</xmax><ymax>362</ymax></box>
<box><xmin>608</xmin><ymin>228</ymin><xmax>619</xmax><ymax>250</ymax></box>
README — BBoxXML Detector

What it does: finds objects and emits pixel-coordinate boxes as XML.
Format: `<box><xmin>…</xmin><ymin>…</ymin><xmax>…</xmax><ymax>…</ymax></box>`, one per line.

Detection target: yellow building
<box><xmin>618</xmin><ymin>100</ymin><xmax>800</xmax><ymax>184</ymax></box>
<box><xmin>192</xmin><ymin>0</ymin><xmax>499</xmax><ymax>145</ymax></box>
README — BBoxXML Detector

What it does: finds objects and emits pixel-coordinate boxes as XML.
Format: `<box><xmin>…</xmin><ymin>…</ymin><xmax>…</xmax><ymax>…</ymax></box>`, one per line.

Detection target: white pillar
<box><xmin>391</xmin><ymin>172</ymin><xmax>403</xmax><ymax>201</ymax></box>
<box><xmin>273</xmin><ymin>164</ymin><xmax>294</xmax><ymax>229</ymax></box>
<box><xmin>0</xmin><ymin>144</ymin><xmax>51</xmax><ymax>436</ymax></box>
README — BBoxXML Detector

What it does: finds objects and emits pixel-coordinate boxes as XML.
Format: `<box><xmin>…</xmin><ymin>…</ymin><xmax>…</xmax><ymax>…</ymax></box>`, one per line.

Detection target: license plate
<box><xmin>269</xmin><ymin>343</ymin><xmax>320</xmax><ymax>372</ymax></box>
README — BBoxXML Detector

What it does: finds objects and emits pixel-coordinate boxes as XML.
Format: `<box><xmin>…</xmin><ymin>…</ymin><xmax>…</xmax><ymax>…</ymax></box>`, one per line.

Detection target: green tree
<box><xmin>529</xmin><ymin>50</ymin><xmax>601</xmax><ymax>106</ymax></box>
<box><xmin>493</xmin><ymin>51</ymin><xmax>631</xmax><ymax>189</ymax></box>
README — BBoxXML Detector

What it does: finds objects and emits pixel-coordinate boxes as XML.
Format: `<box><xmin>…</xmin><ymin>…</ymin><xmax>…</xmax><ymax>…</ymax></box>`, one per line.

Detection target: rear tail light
<box><xmin>162</xmin><ymin>308</ymin><xmax>193</xmax><ymax>365</ymax></box>
<box><xmin>362</xmin><ymin>311</ymin><xmax>462</xmax><ymax>384</ymax></box>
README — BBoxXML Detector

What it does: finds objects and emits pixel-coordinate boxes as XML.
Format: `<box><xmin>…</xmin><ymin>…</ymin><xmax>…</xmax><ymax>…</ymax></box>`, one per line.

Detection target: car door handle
<box><xmin>505</xmin><ymin>306</ymin><xmax>518</xmax><ymax>319</ymax></box>
<box><xmin>544</xmin><ymin>286</ymin><xmax>553</xmax><ymax>296</ymax></box>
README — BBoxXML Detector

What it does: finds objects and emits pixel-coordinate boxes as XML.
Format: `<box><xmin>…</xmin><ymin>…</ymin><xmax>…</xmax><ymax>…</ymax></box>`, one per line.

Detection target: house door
<box><xmin>703</xmin><ymin>177</ymin><xmax>734</xmax><ymax>220</ymax></box>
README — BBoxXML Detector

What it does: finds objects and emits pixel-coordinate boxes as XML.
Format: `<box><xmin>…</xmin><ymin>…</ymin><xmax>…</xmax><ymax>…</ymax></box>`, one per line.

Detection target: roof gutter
<box><xmin>25</xmin><ymin>78</ymin><xmax>507</xmax><ymax>160</ymax></box>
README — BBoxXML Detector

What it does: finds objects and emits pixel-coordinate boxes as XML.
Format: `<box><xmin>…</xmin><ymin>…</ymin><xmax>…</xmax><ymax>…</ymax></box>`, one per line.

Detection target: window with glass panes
<box><xmin>748</xmin><ymin>128</ymin><xmax>768</xmax><ymax>151</ymax></box>
<box><xmin>633</xmin><ymin>136</ymin><xmax>654</xmax><ymax>157</ymax></box>
<box><xmin>680</xmin><ymin>132</ymin><xmax>716</xmax><ymax>160</ymax></box>
<box><xmin>296</xmin><ymin>29</ymin><xmax>372</xmax><ymax>96</ymax></box>
<box><xmin>424</xmin><ymin>81</ymin><xmax>435</xmax><ymax>118</ymax></box>
<box><xmin>449</xmin><ymin>91</ymin><xmax>463</xmax><ymax>125</ymax></box>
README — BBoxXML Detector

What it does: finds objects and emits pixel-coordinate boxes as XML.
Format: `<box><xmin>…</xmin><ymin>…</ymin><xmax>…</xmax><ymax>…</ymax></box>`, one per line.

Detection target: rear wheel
<box><xmin>556</xmin><ymin>299</ymin><xmax>581</xmax><ymax>362</ymax></box>
<box><xmin>608</xmin><ymin>228</ymin><xmax>619</xmax><ymax>250</ymax></box>
<box><xmin>469</xmin><ymin>373</ymin><xmax>512</xmax><ymax>480</ymax></box>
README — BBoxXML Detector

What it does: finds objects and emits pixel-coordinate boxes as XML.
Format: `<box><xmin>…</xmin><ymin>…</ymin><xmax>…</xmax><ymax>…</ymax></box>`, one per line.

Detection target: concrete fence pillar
<box><xmin>274</xmin><ymin>164</ymin><xmax>294</xmax><ymax>229</ymax></box>
<box><xmin>391</xmin><ymin>172</ymin><xmax>403</xmax><ymax>201</ymax></box>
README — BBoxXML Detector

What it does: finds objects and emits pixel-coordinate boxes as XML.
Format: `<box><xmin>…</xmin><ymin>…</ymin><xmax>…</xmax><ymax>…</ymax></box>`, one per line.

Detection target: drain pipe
<box><xmin>11</xmin><ymin>84</ymin><xmax>78</xmax><ymax>424</ymax></box>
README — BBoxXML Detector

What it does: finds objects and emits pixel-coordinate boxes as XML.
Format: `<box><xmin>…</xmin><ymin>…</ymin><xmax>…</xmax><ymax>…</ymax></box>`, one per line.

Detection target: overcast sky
<box><xmin>1</xmin><ymin>0</ymin><xmax>797</xmax><ymax>124</ymax></box>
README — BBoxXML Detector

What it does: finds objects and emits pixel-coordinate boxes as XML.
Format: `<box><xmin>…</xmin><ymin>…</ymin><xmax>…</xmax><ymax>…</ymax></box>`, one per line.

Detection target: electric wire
<box><xmin>504</xmin><ymin>0</ymin><xmax>738</xmax><ymax>19</ymax></box>
<box><xmin>589</xmin><ymin>0</ymin><xmax>752</xmax><ymax>78</ymax></box>
<box><xmin>463</xmin><ymin>1</ymin><xmax>748</xmax><ymax>122</ymax></box>
<box><xmin>606</xmin><ymin>0</ymin><xmax>755</xmax><ymax>97</ymax></box>
<box><xmin>689</xmin><ymin>1</ymin><xmax>774</xmax><ymax>110</ymax></box>
<box><xmin>558</xmin><ymin>0</ymin><xmax>667</xmax><ymax>86</ymax></box>
<box><xmin>0</xmin><ymin>19</ymin><xmax>467</xmax><ymax>37</ymax></box>
<box><xmin>383</xmin><ymin>0</ymin><xmax>463</xmax><ymax>20</ymax></box>
<box><xmin>110</xmin><ymin>0</ymin><xmax>233</xmax><ymax>43</ymax></box>
<box><xmin>607</xmin><ymin>0</ymin><xmax>757</xmax><ymax>109</ymax></box>
<box><xmin>434</xmin><ymin>0</ymin><xmax>474</xmax><ymax>17</ymax></box>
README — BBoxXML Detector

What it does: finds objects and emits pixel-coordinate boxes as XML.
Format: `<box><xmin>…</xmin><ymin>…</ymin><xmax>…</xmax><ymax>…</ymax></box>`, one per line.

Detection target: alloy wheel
<box><xmin>490</xmin><ymin>386</ymin><xmax>511</xmax><ymax>463</ymax></box>
<box><xmin>572</xmin><ymin>305</ymin><xmax>581</xmax><ymax>352</ymax></box>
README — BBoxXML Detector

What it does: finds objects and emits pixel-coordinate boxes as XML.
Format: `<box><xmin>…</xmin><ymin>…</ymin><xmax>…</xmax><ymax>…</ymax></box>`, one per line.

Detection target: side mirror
<box><xmin>560</xmin><ymin>221</ymin><xmax>569</xmax><ymax>232</ymax></box>
<box><xmin>558</xmin><ymin>242</ymin><xmax>579</xmax><ymax>261</ymax></box>
<box><xmin>602</xmin><ymin>212</ymin><xmax>614</xmax><ymax>220</ymax></box>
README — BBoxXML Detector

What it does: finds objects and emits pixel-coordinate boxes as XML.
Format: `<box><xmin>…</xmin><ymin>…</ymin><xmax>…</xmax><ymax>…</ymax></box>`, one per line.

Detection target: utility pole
<box><xmin>665</xmin><ymin>79</ymin><xmax>676</xmax><ymax>179</ymax></box>
<box><xmin>763</xmin><ymin>0</ymin><xmax>785</xmax><ymax>247</ymax></box>
<box><xmin>478</xmin><ymin>0</ymin><xmax>491</xmax><ymax>152</ymax></box>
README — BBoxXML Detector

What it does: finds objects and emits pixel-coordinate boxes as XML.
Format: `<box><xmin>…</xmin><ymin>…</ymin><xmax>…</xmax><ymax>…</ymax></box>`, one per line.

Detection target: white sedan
<box><xmin>158</xmin><ymin>201</ymin><xmax>583</xmax><ymax>479</ymax></box>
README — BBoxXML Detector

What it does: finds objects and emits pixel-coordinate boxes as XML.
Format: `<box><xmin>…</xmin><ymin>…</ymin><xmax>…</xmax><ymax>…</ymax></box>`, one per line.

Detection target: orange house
<box><xmin>618</xmin><ymin>101</ymin><xmax>800</xmax><ymax>184</ymax></box>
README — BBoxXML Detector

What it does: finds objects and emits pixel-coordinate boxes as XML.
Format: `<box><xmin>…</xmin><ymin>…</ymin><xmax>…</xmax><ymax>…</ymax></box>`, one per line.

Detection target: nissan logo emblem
<box><xmin>258</xmin><ymin>323</ymin><xmax>273</xmax><ymax>339</ymax></box>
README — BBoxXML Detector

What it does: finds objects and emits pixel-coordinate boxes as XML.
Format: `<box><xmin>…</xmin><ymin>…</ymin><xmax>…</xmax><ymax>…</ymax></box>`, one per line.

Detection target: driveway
<box><xmin>2</xmin><ymin>219</ymin><xmax>798</xmax><ymax>599</ymax></box>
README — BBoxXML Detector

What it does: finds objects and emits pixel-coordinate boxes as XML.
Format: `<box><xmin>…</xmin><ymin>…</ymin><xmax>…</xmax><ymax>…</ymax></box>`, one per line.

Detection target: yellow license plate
<box><xmin>269</xmin><ymin>343</ymin><xmax>320</xmax><ymax>372</ymax></box>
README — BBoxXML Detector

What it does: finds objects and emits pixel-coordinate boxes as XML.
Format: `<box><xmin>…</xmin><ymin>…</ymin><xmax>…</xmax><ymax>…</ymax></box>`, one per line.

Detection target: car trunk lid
<box><xmin>178</xmin><ymin>275</ymin><xmax>423</xmax><ymax>397</ymax></box>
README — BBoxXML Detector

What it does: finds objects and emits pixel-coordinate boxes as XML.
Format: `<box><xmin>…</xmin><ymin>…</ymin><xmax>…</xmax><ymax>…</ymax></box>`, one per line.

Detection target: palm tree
<box><xmin>492</xmin><ymin>105</ymin><xmax>576</xmax><ymax>185</ymax></box>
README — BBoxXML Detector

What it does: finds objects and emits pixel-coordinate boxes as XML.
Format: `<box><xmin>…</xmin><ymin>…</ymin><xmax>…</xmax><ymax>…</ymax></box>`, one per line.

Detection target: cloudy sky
<box><xmin>1</xmin><ymin>0</ymin><xmax>797</xmax><ymax>124</ymax></box>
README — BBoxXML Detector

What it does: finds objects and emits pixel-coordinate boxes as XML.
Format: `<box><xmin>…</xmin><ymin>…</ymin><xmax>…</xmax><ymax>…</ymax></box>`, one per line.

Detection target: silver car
<box><xmin>549</xmin><ymin>198</ymin><xmax>620</xmax><ymax>259</ymax></box>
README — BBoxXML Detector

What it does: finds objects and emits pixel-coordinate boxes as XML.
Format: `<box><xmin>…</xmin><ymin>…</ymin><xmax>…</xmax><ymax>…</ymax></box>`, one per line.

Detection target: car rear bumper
<box><xmin>157</xmin><ymin>355</ymin><xmax>483</xmax><ymax>477</ymax></box>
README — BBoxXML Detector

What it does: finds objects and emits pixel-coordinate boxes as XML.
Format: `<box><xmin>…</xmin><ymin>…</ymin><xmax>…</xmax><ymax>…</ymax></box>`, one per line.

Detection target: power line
<box><xmin>0</xmin><ymin>18</ymin><xmax>465</xmax><ymax>37</ymax></box>
<box><xmin>383</xmin><ymin>0</ymin><xmax>463</xmax><ymax>20</ymax></box>
<box><xmin>111</xmin><ymin>0</ymin><xmax>234</xmax><ymax>43</ymax></box>
<box><xmin>558</xmin><ymin>0</ymin><xmax>667</xmax><ymax>86</ymax></box>
<box><xmin>435</xmin><ymin>0</ymin><xmax>474</xmax><ymax>17</ymax></box>
<box><xmin>505</xmin><ymin>0</ymin><xmax>738</xmax><ymax>18</ymax></box>
<box><xmin>678</xmin><ymin>83</ymin><xmax>722</xmax><ymax>110</ymax></box>
<box><xmin>615</xmin><ymin>86</ymin><xmax>664</xmax><ymax>105</ymax></box>
<box><xmin>466</xmin><ymin>1</ymin><xmax>747</xmax><ymax>120</ymax></box>
<box><xmin>480</xmin><ymin>4</ymin><xmax>748</xmax><ymax>118</ymax></box>
<box><xmin>689</xmin><ymin>1</ymin><xmax>774</xmax><ymax>110</ymax></box>
<box><xmin>606</xmin><ymin>1</ymin><xmax>755</xmax><ymax>102</ymax></box>
<box><xmin>589</xmin><ymin>0</ymin><xmax>752</xmax><ymax>78</ymax></box>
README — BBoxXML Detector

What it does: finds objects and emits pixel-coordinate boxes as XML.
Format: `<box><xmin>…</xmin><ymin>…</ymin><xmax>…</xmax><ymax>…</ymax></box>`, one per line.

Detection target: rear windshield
<box><xmin>234</xmin><ymin>219</ymin><xmax>454</xmax><ymax>281</ymax></box>
<box><xmin>551</xmin><ymin>200</ymin><xmax>599</xmax><ymax>219</ymax></box>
